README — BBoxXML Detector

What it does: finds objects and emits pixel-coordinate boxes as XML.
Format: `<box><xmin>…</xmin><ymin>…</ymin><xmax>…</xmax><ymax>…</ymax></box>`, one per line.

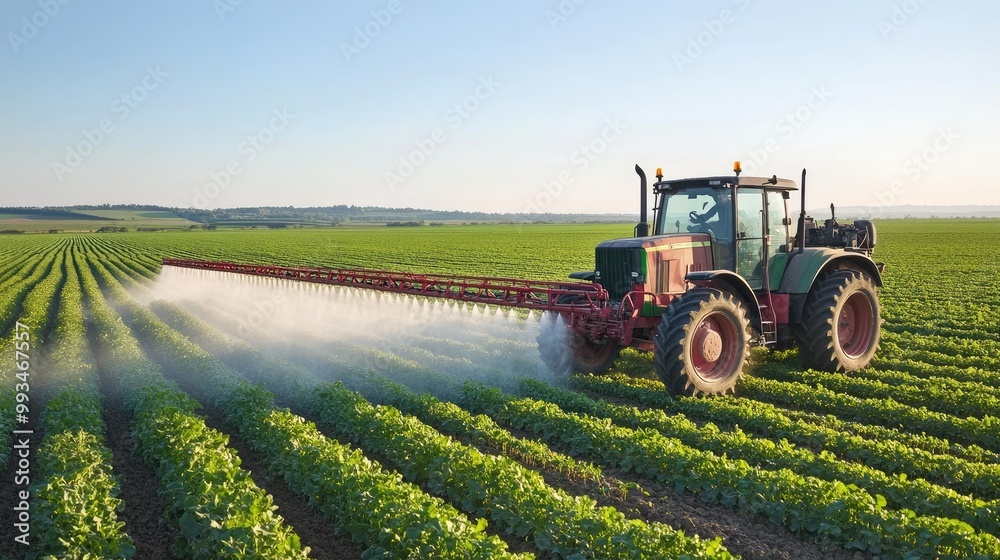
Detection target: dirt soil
<box><xmin>99</xmin><ymin>374</ymin><xmax>176</xmax><ymax>559</ymax></box>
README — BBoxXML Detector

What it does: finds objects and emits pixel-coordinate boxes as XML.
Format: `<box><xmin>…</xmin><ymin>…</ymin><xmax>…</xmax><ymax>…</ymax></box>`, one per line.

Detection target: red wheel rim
<box><xmin>838</xmin><ymin>292</ymin><xmax>875</xmax><ymax>359</ymax></box>
<box><xmin>571</xmin><ymin>335</ymin><xmax>616</xmax><ymax>368</ymax></box>
<box><xmin>690</xmin><ymin>312</ymin><xmax>740</xmax><ymax>382</ymax></box>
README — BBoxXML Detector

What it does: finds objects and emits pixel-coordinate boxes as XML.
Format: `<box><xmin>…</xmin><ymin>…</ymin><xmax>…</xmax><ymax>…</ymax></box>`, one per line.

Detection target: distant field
<box><xmin>0</xmin><ymin>218</ymin><xmax>118</xmax><ymax>232</ymax></box>
<box><xmin>0</xmin><ymin>209</ymin><xmax>198</xmax><ymax>232</ymax></box>
<box><xmin>82</xmin><ymin>209</ymin><xmax>198</xmax><ymax>224</ymax></box>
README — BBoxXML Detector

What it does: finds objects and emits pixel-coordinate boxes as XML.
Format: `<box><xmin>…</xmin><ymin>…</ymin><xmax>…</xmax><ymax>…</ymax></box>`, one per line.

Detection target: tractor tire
<box><xmin>568</xmin><ymin>334</ymin><xmax>622</xmax><ymax>374</ymax></box>
<box><xmin>537</xmin><ymin>314</ymin><xmax>621</xmax><ymax>375</ymax></box>
<box><xmin>654</xmin><ymin>288</ymin><xmax>751</xmax><ymax>396</ymax></box>
<box><xmin>798</xmin><ymin>270</ymin><xmax>881</xmax><ymax>372</ymax></box>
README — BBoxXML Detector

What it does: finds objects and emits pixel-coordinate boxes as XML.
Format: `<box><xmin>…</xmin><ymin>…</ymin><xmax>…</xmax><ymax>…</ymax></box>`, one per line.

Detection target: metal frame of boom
<box><xmin>162</xmin><ymin>258</ymin><xmax>618</xmax><ymax>324</ymax></box>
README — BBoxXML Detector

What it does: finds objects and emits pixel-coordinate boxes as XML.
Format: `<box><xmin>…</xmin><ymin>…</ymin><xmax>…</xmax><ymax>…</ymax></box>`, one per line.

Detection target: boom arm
<box><xmin>162</xmin><ymin>259</ymin><xmax>610</xmax><ymax>314</ymax></box>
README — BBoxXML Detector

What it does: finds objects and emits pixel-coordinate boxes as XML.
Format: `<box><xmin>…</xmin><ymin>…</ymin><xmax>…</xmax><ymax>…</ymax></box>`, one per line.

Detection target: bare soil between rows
<box><xmin>98</xmin><ymin>372</ymin><xmax>176</xmax><ymax>560</ymax></box>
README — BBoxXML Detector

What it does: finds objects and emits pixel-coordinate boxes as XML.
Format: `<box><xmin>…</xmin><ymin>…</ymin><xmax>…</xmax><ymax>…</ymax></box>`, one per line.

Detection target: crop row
<box><xmin>141</xmin><ymin>298</ymin><xmax>729</xmax><ymax>559</ymax></box>
<box><xmin>453</xmin><ymin>383</ymin><xmax>1000</xmax><ymax>558</ymax></box>
<box><xmin>517</xmin><ymin>377</ymin><xmax>998</xmax><ymax>534</ymax></box>
<box><xmin>736</xmin><ymin>374</ymin><xmax>1000</xmax><ymax>454</ymax></box>
<box><xmin>262</xmin><ymin>311</ymin><xmax>1000</xmax><ymax>472</ymax></box>
<box><xmin>82</xmin><ymin>254</ymin><xmax>311</xmax><ymax>559</ymax></box>
<box><xmin>0</xmin><ymin>242</ymin><xmax>65</xmax><ymax>332</ymax></box>
<box><xmin>84</xmin><ymin>237</ymin><xmax>160</xmax><ymax>279</ymax></box>
<box><xmin>135</xmin><ymin>270</ymin><xmax>995</xmax><ymax>552</ymax></box>
<box><xmin>31</xmin><ymin>247</ymin><xmax>134</xmax><ymax>558</ymax></box>
<box><xmin>572</xmin><ymin>373</ymin><xmax>1000</xmax><ymax>499</ymax></box>
<box><xmin>311</xmin><ymin>382</ymin><xmax>730</xmax><ymax>559</ymax></box>
<box><xmin>757</xmin><ymin>363</ymin><xmax>1000</xmax><ymax>422</ymax></box>
<box><xmin>201</xmin><ymin>292</ymin><xmax>1000</xmax><ymax>560</ymax></box>
<box><xmin>0</xmin><ymin>248</ymin><xmax>47</xmax><ymax>290</ymax></box>
<box><xmin>870</xmin><ymin>355</ymin><xmax>1000</xmax><ymax>391</ymax></box>
<box><xmin>102</xmin><ymin>275</ymin><xmax>532</xmax><ymax>559</ymax></box>
<box><xmin>149</xmin><ymin>300</ymin><xmax>604</xmax><ymax>484</ymax></box>
<box><xmin>79</xmin><ymin>236</ymin><xmax>155</xmax><ymax>289</ymax></box>
<box><xmin>880</xmin><ymin>330</ymin><xmax>1000</xmax><ymax>372</ymax></box>
<box><xmin>0</xmin><ymin>244</ymin><xmax>69</xmax><ymax>468</ymax></box>
<box><xmin>348</xmin><ymin>371</ymin><xmax>605</xmax><ymax>483</ymax></box>
<box><xmin>596</xmin><ymin>348</ymin><xmax>1000</xmax><ymax>464</ymax></box>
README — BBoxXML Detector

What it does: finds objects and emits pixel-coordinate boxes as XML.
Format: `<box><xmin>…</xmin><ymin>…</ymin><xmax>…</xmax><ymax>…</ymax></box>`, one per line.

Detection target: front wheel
<box><xmin>798</xmin><ymin>270</ymin><xmax>881</xmax><ymax>372</ymax></box>
<box><xmin>654</xmin><ymin>288</ymin><xmax>751</xmax><ymax>396</ymax></box>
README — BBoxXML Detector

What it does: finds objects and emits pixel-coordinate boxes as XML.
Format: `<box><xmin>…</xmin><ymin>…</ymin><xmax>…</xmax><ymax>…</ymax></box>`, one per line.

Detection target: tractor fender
<box><xmin>684</xmin><ymin>270</ymin><xmax>763</xmax><ymax>330</ymax></box>
<box><xmin>780</xmin><ymin>249</ymin><xmax>884</xmax><ymax>324</ymax></box>
<box><xmin>568</xmin><ymin>271</ymin><xmax>596</xmax><ymax>281</ymax></box>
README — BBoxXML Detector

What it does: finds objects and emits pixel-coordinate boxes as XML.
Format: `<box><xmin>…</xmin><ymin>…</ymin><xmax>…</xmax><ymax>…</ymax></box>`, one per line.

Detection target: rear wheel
<box><xmin>798</xmin><ymin>270</ymin><xmax>881</xmax><ymax>372</ymax></box>
<box><xmin>654</xmin><ymin>288</ymin><xmax>751</xmax><ymax>396</ymax></box>
<box><xmin>537</xmin><ymin>314</ymin><xmax>622</xmax><ymax>375</ymax></box>
<box><xmin>568</xmin><ymin>334</ymin><xmax>622</xmax><ymax>374</ymax></box>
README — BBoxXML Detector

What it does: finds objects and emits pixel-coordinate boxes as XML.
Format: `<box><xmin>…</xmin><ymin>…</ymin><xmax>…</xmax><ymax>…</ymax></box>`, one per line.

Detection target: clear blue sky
<box><xmin>1</xmin><ymin>0</ymin><xmax>997</xmax><ymax>213</ymax></box>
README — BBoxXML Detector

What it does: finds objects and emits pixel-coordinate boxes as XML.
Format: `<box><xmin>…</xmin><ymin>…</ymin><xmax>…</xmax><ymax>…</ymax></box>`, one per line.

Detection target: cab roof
<box><xmin>653</xmin><ymin>175</ymin><xmax>798</xmax><ymax>193</ymax></box>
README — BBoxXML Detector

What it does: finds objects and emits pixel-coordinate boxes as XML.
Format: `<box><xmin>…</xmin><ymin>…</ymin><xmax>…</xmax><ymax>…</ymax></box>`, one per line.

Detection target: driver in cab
<box><xmin>687</xmin><ymin>192</ymin><xmax>735</xmax><ymax>270</ymax></box>
<box><xmin>688</xmin><ymin>192</ymin><xmax>732</xmax><ymax>239</ymax></box>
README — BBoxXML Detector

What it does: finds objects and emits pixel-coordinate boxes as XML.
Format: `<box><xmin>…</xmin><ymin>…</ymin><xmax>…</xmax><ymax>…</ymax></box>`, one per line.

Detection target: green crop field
<box><xmin>0</xmin><ymin>220</ymin><xmax>998</xmax><ymax>559</ymax></box>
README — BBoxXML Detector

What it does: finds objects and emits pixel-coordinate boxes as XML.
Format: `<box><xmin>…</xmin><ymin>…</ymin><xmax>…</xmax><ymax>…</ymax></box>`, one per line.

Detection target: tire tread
<box><xmin>798</xmin><ymin>270</ymin><xmax>881</xmax><ymax>372</ymax></box>
<box><xmin>654</xmin><ymin>288</ymin><xmax>750</xmax><ymax>396</ymax></box>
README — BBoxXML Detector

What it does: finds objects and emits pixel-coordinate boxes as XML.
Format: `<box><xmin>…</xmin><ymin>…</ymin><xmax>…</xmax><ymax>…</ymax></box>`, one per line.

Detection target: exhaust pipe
<box><xmin>635</xmin><ymin>164</ymin><xmax>649</xmax><ymax>238</ymax></box>
<box><xmin>798</xmin><ymin>169</ymin><xmax>807</xmax><ymax>254</ymax></box>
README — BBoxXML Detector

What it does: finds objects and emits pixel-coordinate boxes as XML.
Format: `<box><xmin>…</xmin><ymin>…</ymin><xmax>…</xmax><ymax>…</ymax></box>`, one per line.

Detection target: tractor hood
<box><xmin>595</xmin><ymin>234</ymin><xmax>714</xmax><ymax>304</ymax></box>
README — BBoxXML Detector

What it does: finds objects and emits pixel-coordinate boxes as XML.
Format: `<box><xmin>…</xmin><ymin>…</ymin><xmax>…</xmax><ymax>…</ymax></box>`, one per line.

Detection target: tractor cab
<box><xmin>651</xmin><ymin>166</ymin><xmax>798</xmax><ymax>292</ymax></box>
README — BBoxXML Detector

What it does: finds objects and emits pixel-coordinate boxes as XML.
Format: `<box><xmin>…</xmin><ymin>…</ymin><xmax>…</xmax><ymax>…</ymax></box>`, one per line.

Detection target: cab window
<box><xmin>735</xmin><ymin>189</ymin><xmax>765</xmax><ymax>289</ymax></box>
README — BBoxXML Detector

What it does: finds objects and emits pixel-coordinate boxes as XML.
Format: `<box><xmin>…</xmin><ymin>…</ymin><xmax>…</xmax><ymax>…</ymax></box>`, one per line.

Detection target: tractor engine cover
<box><xmin>595</xmin><ymin>234</ymin><xmax>714</xmax><ymax>315</ymax></box>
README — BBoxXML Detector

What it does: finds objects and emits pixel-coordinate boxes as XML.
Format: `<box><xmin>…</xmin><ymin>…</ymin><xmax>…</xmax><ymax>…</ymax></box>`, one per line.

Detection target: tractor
<box><xmin>537</xmin><ymin>163</ymin><xmax>883</xmax><ymax>395</ymax></box>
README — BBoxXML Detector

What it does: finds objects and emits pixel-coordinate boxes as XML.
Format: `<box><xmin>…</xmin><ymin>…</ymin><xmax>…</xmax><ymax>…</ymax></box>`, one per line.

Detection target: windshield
<box><xmin>657</xmin><ymin>187</ymin><xmax>733</xmax><ymax>243</ymax></box>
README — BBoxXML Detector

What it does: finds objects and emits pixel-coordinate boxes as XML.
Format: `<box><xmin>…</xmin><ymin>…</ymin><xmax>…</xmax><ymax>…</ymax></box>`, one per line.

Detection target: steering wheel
<box><xmin>689</xmin><ymin>210</ymin><xmax>706</xmax><ymax>224</ymax></box>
